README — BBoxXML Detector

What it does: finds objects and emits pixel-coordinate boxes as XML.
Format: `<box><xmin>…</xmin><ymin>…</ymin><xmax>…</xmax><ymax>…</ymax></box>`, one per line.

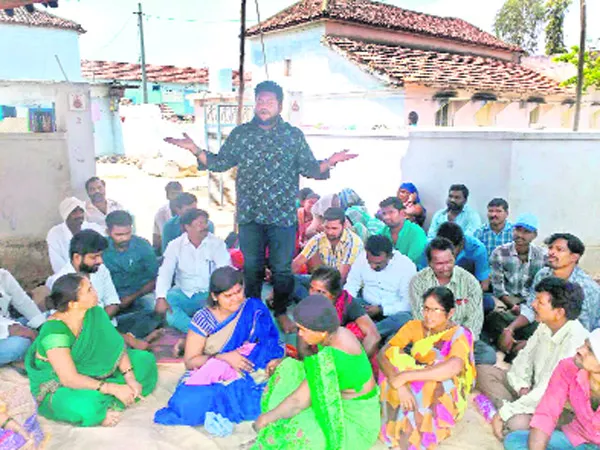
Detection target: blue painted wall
<box><xmin>0</xmin><ymin>24</ymin><xmax>82</xmax><ymax>82</ymax></box>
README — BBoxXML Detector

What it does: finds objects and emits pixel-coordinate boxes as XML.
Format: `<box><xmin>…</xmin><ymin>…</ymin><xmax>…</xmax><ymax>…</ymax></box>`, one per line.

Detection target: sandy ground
<box><xmin>96</xmin><ymin>163</ymin><xmax>237</xmax><ymax>243</ymax></box>
<box><xmin>63</xmin><ymin>163</ymin><xmax>505</xmax><ymax>449</ymax></box>
<box><xmin>0</xmin><ymin>363</ymin><xmax>503</xmax><ymax>450</ymax></box>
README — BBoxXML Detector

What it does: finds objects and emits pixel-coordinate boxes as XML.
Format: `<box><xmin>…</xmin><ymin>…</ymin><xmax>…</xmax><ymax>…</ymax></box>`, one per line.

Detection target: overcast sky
<box><xmin>55</xmin><ymin>0</ymin><xmax>599</xmax><ymax>68</ymax></box>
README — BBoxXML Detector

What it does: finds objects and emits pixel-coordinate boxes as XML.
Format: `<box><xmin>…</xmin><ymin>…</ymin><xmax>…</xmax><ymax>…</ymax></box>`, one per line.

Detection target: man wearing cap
<box><xmin>499</xmin><ymin>233</ymin><xmax>600</xmax><ymax>360</ymax></box>
<box><xmin>46</xmin><ymin>197</ymin><xmax>105</xmax><ymax>273</ymax></box>
<box><xmin>477</xmin><ymin>277</ymin><xmax>588</xmax><ymax>441</ymax></box>
<box><xmin>504</xmin><ymin>329</ymin><xmax>600</xmax><ymax>449</ymax></box>
<box><xmin>482</xmin><ymin>214</ymin><xmax>546</xmax><ymax>352</ymax></box>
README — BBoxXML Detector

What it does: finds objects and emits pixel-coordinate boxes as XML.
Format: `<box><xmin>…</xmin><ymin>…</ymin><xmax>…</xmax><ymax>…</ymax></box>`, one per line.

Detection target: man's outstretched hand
<box><xmin>328</xmin><ymin>149</ymin><xmax>358</xmax><ymax>167</ymax></box>
<box><xmin>164</xmin><ymin>132</ymin><xmax>200</xmax><ymax>156</ymax></box>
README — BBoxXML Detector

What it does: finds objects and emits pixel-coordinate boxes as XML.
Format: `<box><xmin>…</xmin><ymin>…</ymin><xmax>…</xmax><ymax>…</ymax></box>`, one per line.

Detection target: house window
<box><xmin>435</xmin><ymin>102</ymin><xmax>449</xmax><ymax>127</ymax></box>
<box><xmin>529</xmin><ymin>106</ymin><xmax>540</xmax><ymax>125</ymax></box>
<box><xmin>284</xmin><ymin>59</ymin><xmax>292</xmax><ymax>77</ymax></box>
<box><xmin>152</xmin><ymin>85</ymin><xmax>161</xmax><ymax>92</ymax></box>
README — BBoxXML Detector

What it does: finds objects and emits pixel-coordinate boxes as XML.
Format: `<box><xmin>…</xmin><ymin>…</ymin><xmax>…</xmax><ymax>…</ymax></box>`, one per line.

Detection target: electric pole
<box><xmin>237</xmin><ymin>0</ymin><xmax>247</xmax><ymax>125</ymax></box>
<box><xmin>134</xmin><ymin>2</ymin><xmax>148</xmax><ymax>104</ymax></box>
<box><xmin>573</xmin><ymin>0</ymin><xmax>586</xmax><ymax>131</ymax></box>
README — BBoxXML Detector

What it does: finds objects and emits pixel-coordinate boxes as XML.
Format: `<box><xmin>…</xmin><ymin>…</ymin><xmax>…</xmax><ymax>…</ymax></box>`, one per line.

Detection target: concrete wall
<box><xmin>0</xmin><ymin>81</ymin><xmax>96</xmax><ymax>194</ymax></box>
<box><xmin>0</xmin><ymin>24</ymin><xmax>82</xmax><ymax>82</ymax></box>
<box><xmin>300</xmin><ymin>129</ymin><xmax>600</xmax><ymax>274</ymax></box>
<box><xmin>0</xmin><ymin>81</ymin><xmax>96</xmax><ymax>287</ymax></box>
<box><xmin>90</xmin><ymin>85</ymin><xmax>125</xmax><ymax>156</ymax></box>
<box><xmin>0</xmin><ymin>133</ymin><xmax>72</xmax><ymax>287</ymax></box>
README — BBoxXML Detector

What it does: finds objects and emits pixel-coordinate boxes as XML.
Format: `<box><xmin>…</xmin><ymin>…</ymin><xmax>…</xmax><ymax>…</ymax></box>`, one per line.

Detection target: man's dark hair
<box><xmin>323</xmin><ymin>207</ymin><xmax>345</xmax><ymax>225</ymax></box>
<box><xmin>545</xmin><ymin>233</ymin><xmax>585</xmax><ymax>256</ymax></box>
<box><xmin>105</xmin><ymin>210</ymin><xmax>133</xmax><ymax>230</ymax></box>
<box><xmin>255</xmin><ymin>80</ymin><xmax>284</xmax><ymax>104</ymax></box>
<box><xmin>298</xmin><ymin>187</ymin><xmax>314</xmax><ymax>202</ymax></box>
<box><xmin>165</xmin><ymin>181</ymin><xmax>183</xmax><ymax>192</ymax></box>
<box><xmin>365</xmin><ymin>235</ymin><xmax>393</xmax><ymax>257</ymax></box>
<box><xmin>84</xmin><ymin>176</ymin><xmax>104</xmax><ymax>192</ymax></box>
<box><xmin>170</xmin><ymin>192</ymin><xmax>197</xmax><ymax>211</ymax></box>
<box><xmin>69</xmin><ymin>229</ymin><xmax>108</xmax><ymax>259</ymax></box>
<box><xmin>449</xmin><ymin>184</ymin><xmax>469</xmax><ymax>199</ymax></box>
<box><xmin>487</xmin><ymin>198</ymin><xmax>509</xmax><ymax>211</ymax></box>
<box><xmin>535</xmin><ymin>277</ymin><xmax>584</xmax><ymax>320</ymax></box>
<box><xmin>379</xmin><ymin>196</ymin><xmax>404</xmax><ymax>211</ymax></box>
<box><xmin>436</xmin><ymin>222</ymin><xmax>465</xmax><ymax>248</ymax></box>
<box><xmin>425</xmin><ymin>237</ymin><xmax>455</xmax><ymax>262</ymax></box>
<box><xmin>181</xmin><ymin>208</ymin><xmax>210</xmax><ymax>226</ymax></box>
<box><xmin>408</xmin><ymin>111</ymin><xmax>419</xmax><ymax>125</ymax></box>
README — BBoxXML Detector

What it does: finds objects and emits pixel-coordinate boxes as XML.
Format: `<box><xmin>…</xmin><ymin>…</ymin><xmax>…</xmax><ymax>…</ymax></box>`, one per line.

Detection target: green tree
<box><xmin>494</xmin><ymin>0</ymin><xmax>546</xmax><ymax>54</ymax></box>
<box><xmin>545</xmin><ymin>0</ymin><xmax>571</xmax><ymax>55</ymax></box>
<box><xmin>554</xmin><ymin>47</ymin><xmax>600</xmax><ymax>91</ymax></box>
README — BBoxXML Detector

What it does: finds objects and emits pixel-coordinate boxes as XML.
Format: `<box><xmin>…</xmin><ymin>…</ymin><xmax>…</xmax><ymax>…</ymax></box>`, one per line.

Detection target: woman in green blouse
<box><xmin>25</xmin><ymin>273</ymin><xmax>157</xmax><ymax>427</ymax></box>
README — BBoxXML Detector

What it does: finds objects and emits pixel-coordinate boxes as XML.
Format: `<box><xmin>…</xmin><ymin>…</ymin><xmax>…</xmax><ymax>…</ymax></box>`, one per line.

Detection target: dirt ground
<box><xmin>96</xmin><ymin>162</ymin><xmax>237</xmax><ymax>243</ymax></box>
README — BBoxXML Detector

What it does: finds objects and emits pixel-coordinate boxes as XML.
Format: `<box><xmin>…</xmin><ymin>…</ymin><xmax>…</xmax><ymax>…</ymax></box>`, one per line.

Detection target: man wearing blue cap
<box><xmin>483</xmin><ymin>214</ymin><xmax>547</xmax><ymax>358</ymax></box>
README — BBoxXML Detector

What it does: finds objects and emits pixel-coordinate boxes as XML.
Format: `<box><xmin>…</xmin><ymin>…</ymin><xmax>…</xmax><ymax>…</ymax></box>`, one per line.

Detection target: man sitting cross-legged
<box><xmin>504</xmin><ymin>329</ymin><xmax>600</xmax><ymax>450</ymax></box>
<box><xmin>477</xmin><ymin>277</ymin><xmax>588</xmax><ymax>441</ymax></box>
<box><xmin>0</xmin><ymin>268</ymin><xmax>46</xmax><ymax>366</ymax></box>
<box><xmin>292</xmin><ymin>207</ymin><xmax>363</xmax><ymax>283</ymax></box>
<box><xmin>482</xmin><ymin>214</ymin><xmax>546</xmax><ymax>353</ymax></box>
<box><xmin>102</xmin><ymin>210</ymin><xmax>162</xmax><ymax>339</ymax></box>
<box><xmin>155</xmin><ymin>208</ymin><xmax>231</xmax><ymax>333</ymax></box>
<box><xmin>497</xmin><ymin>233</ymin><xmax>600</xmax><ymax>360</ymax></box>
<box><xmin>344</xmin><ymin>235</ymin><xmax>416</xmax><ymax>340</ymax></box>
<box><xmin>377</xmin><ymin>196</ymin><xmax>427</xmax><ymax>266</ymax></box>
<box><xmin>409</xmin><ymin>237</ymin><xmax>497</xmax><ymax>365</ymax></box>
<box><xmin>47</xmin><ymin>229</ymin><xmax>151</xmax><ymax>349</ymax></box>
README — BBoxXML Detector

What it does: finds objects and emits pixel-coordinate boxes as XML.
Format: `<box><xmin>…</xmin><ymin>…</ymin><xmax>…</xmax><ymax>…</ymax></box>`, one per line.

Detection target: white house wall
<box><xmin>300</xmin><ymin>129</ymin><xmax>600</xmax><ymax>274</ymax></box>
<box><xmin>250</xmin><ymin>25</ymin><xmax>406</xmax><ymax>129</ymax></box>
<box><xmin>0</xmin><ymin>24</ymin><xmax>82</xmax><ymax>82</ymax></box>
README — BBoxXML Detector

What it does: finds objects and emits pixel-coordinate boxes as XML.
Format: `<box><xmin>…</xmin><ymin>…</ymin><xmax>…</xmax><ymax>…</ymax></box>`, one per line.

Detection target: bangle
<box><xmin>122</xmin><ymin>367</ymin><xmax>134</xmax><ymax>376</ymax></box>
<box><xmin>97</xmin><ymin>381</ymin><xmax>105</xmax><ymax>392</ymax></box>
<box><xmin>1</xmin><ymin>416</ymin><xmax>13</xmax><ymax>428</ymax></box>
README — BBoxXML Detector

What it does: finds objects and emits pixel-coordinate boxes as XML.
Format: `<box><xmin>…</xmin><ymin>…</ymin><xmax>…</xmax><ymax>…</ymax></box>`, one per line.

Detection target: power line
<box><xmin>91</xmin><ymin>16</ymin><xmax>134</xmax><ymax>52</ymax></box>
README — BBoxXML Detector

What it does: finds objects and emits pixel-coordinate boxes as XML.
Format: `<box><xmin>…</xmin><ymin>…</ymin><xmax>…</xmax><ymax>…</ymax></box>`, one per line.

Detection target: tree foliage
<box><xmin>554</xmin><ymin>47</ymin><xmax>600</xmax><ymax>91</ymax></box>
<box><xmin>545</xmin><ymin>0</ymin><xmax>571</xmax><ymax>55</ymax></box>
<box><xmin>494</xmin><ymin>0</ymin><xmax>545</xmax><ymax>54</ymax></box>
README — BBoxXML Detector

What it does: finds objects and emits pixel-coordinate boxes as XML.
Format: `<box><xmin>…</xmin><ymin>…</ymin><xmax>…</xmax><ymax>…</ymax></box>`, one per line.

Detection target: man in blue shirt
<box><xmin>427</xmin><ymin>184</ymin><xmax>482</xmax><ymax>239</ymax></box>
<box><xmin>474</xmin><ymin>198</ymin><xmax>513</xmax><ymax>258</ymax></box>
<box><xmin>103</xmin><ymin>210</ymin><xmax>161</xmax><ymax>338</ymax></box>
<box><xmin>437</xmin><ymin>221</ymin><xmax>494</xmax><ymax>312</ymax></box>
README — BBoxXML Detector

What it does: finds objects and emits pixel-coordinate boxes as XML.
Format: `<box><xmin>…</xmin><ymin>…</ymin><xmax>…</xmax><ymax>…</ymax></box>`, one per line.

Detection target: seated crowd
<box><xmin>2</xmin><ymin>175</ymin><xmax>600</xmax><ymax>450</ymax></box>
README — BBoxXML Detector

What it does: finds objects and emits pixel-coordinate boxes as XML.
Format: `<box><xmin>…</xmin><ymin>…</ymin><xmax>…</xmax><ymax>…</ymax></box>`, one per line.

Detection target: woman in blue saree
<box><xmin>154</xmin><ymin>267</ymin><xmax>285</xmax><ymax>426</ymax></box>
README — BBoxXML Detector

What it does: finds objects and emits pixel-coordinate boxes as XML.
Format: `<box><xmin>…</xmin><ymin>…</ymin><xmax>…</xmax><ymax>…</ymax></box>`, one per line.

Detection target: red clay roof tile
<box><xmin>0</xmin><ymin>5</ymin><xmax>84</xmax><ymax>33</ymax></box>
<box><xmin>247</xmin><ymin>0</ymin><xmax>520</xmax><ymax>52</ymax></box>
<box><xmin>323</xmin><ymin>36</ymin><xmax>568</xmax><ymax>96</ymax></box>
<box><xmin>81</xmin><ymin>60</ymin><xmax>250</xmax><ymax>86</ymax></box>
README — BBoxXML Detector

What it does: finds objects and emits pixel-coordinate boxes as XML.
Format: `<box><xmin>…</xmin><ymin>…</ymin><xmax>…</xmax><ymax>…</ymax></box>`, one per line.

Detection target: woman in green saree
<box><xmin>25</xmin><ymin>273</ymin><xmax>158</xmax><ymax>427</ymax></box>
<box><xmin>252</xmin><ymin>294</ymin><xmax>380</xmax><ymax>450</ymax></box>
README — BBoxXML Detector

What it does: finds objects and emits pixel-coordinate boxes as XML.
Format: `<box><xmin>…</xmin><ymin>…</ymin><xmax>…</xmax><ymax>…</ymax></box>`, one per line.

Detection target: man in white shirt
<box><xmin>477</xmin><ymin>277</ymin><xmax>588</xmax><ymax>440</ymax></box>
<box><xmin>155</xmin><ymin>209</ymin><xmax>231</xmax><ymax>332</ymax></box>
<box><xmin>46</xmin><ymin>197</ymin><xmax>105</xmax><ymax>273</ymax></box>
<box><xmin>0</xmin><ymin>268</ymin><xmax>46</xmax><ymax>365</ymax></box>
<box><xmin>47</xmin><ymin>230</ymin><xmax>153</xmax><ymax>347</ymax></box>
<box><xmin>152</xmin><ymin>181</ymin><xmax>183</xmax><ymax>253</ymax></box>
<box><xmin>85</xmin><ymin>176</ymin><xmax>125</xmax><ymax>228</ymax></box>
<box><xmin>344</xmin><ymin>234</ymin><xmax>416</xmax><ymax>340</ymax></box>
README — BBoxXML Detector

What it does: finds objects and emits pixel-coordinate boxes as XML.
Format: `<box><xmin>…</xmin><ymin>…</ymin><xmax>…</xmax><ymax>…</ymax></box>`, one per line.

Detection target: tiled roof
<box><xmin>0</xmin><ymin>5</ymin><xmax>84</xmax><ymax>33</ymax></box>
<box><xmin>323</xmin><ymin>36</ymin><xmax>568</xmax><ymax>96</ymax></box>
<box><xmin>1</xmin><ymin>0</ymin><xmax>57</xmax><ymax>8</ymax></box>
<box><xmin>247</xmin><ymin>0</ymin><xmax>520</xmax><ymax>52</ymax></box>
<box><xmin>81</xmin><ymin>60</ymin><xmax>249</xmax><ymax>86</ymax></box>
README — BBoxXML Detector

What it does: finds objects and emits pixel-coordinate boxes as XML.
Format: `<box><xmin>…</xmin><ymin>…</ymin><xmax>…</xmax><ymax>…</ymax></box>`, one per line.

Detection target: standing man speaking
<box><xmin>165</xmin><ymin>81</ymin><xmax>356</xmax><ymax>332</ymax></box>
